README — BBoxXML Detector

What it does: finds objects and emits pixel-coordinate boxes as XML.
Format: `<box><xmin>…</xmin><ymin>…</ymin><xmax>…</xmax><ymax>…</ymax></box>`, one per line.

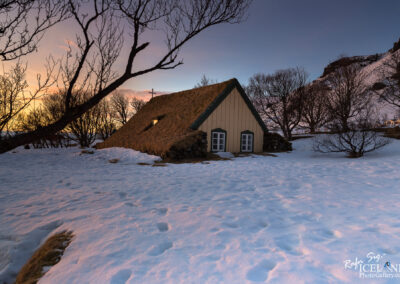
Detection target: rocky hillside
<box><xmin>321</xmin><ymin>54</ymin><xmax>382</xmax><ymax>78</ymax></box>
<box><xmin>318</xmin><ymin>38</ymin><xmax>400</xmax><ymax>85</ymax></box>
<box><xmin>311</xmin><ymin>38</ymin><xmax>400</xmax><ymax>119</ymax></box>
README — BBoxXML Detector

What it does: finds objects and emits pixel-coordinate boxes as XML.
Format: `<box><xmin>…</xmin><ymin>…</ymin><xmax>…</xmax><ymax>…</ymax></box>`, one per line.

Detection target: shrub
<box><xmin>313</xmin><ymin>130</ymin><xmax>390</xmax><ymax>158</ymax></box>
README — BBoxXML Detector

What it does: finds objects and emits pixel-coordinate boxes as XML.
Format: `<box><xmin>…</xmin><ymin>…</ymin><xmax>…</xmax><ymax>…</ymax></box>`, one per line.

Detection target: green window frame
<box><xmin>240</xmin><ymin>130</ymin><xmax>254</xmax><ymax>153</ymax></box>
<box><xmin>211</xmin><ymin>128</ymin><xmax>227</xmax><ymax>152</ymax></box>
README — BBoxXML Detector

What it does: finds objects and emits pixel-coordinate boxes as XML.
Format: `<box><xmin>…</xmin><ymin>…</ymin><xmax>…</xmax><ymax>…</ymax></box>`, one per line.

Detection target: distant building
<box><xmin>97</xmin><ymin>79</ymin><xmax>267</xmax><ymax>159</ymax></box>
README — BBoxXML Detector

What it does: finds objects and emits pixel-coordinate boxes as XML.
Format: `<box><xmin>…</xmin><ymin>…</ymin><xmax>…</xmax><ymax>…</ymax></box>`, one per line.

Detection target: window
<box><xmin>241</xmin><ymin>131</ymin><xmax>253</xmax><ymax>152</ymax></box>
<box><xmin>142</xmin><ymin>115</ymin><xmax>165</xmax><ymax>132</ymax></box>
<box><xmin>211</xmin><ymin>129</ymin><xmax>226</xmax><ymax>152</ymax></box>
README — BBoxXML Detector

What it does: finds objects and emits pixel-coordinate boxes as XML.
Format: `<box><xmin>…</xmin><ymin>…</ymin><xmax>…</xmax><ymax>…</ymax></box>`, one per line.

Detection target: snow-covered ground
<box><xmin>1</xmin><ymin>138</ymin><xmax>400</xmax><ymax>283</ymax></box>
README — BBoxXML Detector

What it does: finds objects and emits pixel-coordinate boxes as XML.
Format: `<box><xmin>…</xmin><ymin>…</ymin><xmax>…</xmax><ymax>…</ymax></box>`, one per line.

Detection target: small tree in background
<box><xmin>301</xmin><ymin>82</ymin><xmax>329</xmax><ymax>133</ymax></box>
<box><xmin>377</xmin><ymin>51</ymin><xmax>400</xmax><ymax>110</ymax></box>
<box><xmin>98</xmin><ymin>99</ymin><xmax>116</xmax><ymax>141</ymax></box>
<box><xmin>194</xmin><ymin>74</ymin><xmax>217</xmax><ymax>88</ymax></box>
<box><xmin>313</xmin><ymin>119</ymin><xmax>390</xmax><ymax>158</ymax></box>
<box><xmin>130</xmin><ymin>97</ymin><xmax>146</xmax><ymax>115</ymax></box>
<box><xmin>313</xmin><ymin>64</ymin><xmax>390</xmax><ymax>158</ymax></box>
<box><xmin>67</xmin><ymin>92</ymin><xmax>101</xmax><ymax>147</ymax></box>
<box><xmin>110</xmin><ymin>91</ymin><xmax>130</xmax><ymax>125</ymax></box>
<box><xmin>247</xmin><ymin>67</ymin><xmax>308</xmax><ymax>140</ymax></box>
<box><xmin>324</xmin><ymin>64</ymin><xmax>370</xmax><ymax>131</ymax></box>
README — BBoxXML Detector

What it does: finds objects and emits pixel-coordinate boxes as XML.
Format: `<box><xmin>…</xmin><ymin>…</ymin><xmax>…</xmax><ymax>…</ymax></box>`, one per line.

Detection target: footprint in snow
<box><xmin>157</xmin><ymin>222</ymin><xmax>170</xmax><ymax>232</ymax></box>
<box><xmin>110</xmin><ymin>269</ymin><xmax>132</xmax><ymax>284</ymax></box>
<box><xmin>124</xmin><ymin>202</ymin><xmax>137</xmax><ymax>207</ymax></box>
<box><xmin>246</xmin><ymin>260</ymin><xmax>276</xmax><ymax>282</ymax></box>
<box><xmin>148</xmin><ymin>241</ymin><xmax>173</xmax><ymax>256</ymax></box>
<box><xmin>118</xmin><ymin>192</ymin><xmax>127</xmax><ymax>199</ymax></box>
<box><xmin>156</xmin><ymin>208</ymin><xmax>168</xmax><ymax>216</ymax></box>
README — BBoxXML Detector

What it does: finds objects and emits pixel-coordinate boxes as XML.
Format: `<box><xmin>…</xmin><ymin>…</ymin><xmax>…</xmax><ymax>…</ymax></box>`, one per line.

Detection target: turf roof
<box><xmin>97</xmin><ymin>78</ymin><xmax>267</xmax><ymax>156</ymax></box>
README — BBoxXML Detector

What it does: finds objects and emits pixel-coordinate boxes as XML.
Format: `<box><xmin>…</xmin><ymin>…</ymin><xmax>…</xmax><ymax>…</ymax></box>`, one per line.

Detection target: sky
<box><xmin>4</xmin><ymin>0</ymin><xmax>400</xmax><ymax>99</ymax></box>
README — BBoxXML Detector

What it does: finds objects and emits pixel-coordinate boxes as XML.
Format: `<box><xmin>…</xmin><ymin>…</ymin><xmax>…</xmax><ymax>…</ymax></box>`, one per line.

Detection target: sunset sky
<box><xmin>7</xmin><ymin>0</ymin><xmax>400</xmax><ymax>99</ymax></box>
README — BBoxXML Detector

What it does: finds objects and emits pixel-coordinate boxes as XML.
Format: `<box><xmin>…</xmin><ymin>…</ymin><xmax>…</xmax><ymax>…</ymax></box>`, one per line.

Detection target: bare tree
<box><xmin>0</xmin><ymin>62</ymin><xmax>28</xmax><ymax>136</ymax></box>
<box><xmin>313</xmin><ymin>65</ymin><xmax>390</xmax><ymax>158</ymax></box>
<box><xmin>66</xmin><ymin>91</ymin><xmax>101</xmax><ymax>147</ymax></box>
<box><xmin>98</xmin><ymin>99</ymin><xmax>116</xmax><ymax>141</ymax></box>
<box><xmin>0</xmin><ymin>58</ymin><xmax>61</xmax><ymax>138</ymax></box>
<box><xmin>0</xmin><ymin>0</ymin><xmax>69</xmax><ymax>60</ymax></box>
<box><xmin>247</xmin><ymin>67</ymin><xmax>308</xmax><ymax>140</ymax></box>
<box><xmin>130</xmin><ymin>97</ymin><xmax>146</xmax><ymax>115</ymax></box>
<box><xmin>377</xmin><ymin>51</ymin><xmax>400</xmax><ymax>109</ymax></box>
<box><xmin>324</xmin><ymin>64</ymin><xmax>370</xmax><ymax>131</ymax></box>
<box><xmin>194</xmin><ymin>74</ymin><xmax>217</xmax><ymax>88</ymax></box>
<box><xmin>0</xmin><ymin>0</ymin><xmax>252</xmax><ymax>153</ymax></box>
<box><xmin>301</xmin><ymin>82</ymin><xmax>329</xmax><ymax>133</ymax></box>
<box><xmin>110</xmin><ymin>91</ymin><xmax>130</xmax><ymax>125</ymax></box>
<box><xmin>313</xmin><ymin>119</ymin><xmax>390</xmax><ymax>158</ymax></box>
<box><xmin>17</xmin><ymin>104</ymin><xmax>70</xmax><ymax>148</ymax></box>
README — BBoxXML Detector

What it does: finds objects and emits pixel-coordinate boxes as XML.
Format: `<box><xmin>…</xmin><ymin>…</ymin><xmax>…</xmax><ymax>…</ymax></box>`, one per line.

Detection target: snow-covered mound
<box><xmin>214</xmin><ymin>151</ymin><xmax>235</xmax><ymax>159</ymax></box>
<box><xmin>92</xmin><ymin>147</ymin><xmax>161</xmax><ymax>164</ymax></box>
<box><xmin>1</xmin><ymin>138</ymin><xmax>400</xmax><ymax>283</ymax></box>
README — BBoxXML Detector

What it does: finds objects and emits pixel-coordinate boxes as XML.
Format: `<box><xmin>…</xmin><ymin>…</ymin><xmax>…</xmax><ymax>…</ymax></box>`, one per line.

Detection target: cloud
<box><xmin>58</xmin><ymin>39</ymin><xmax>79</xmax><ymax>52</ymax></box>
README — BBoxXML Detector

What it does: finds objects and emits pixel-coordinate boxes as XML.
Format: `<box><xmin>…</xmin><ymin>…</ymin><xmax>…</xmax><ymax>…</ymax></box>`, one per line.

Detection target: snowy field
<box><xmin>1</xmin><ymin>138</ymin><xmax>400</xmax><ymax>283</ymax></box>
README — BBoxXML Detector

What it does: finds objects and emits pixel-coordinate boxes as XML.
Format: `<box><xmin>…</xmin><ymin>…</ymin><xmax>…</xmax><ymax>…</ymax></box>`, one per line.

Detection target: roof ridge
<box><xmin>151</xmin><ymin>78</ymin><xmax>237</xmax><ymax>101</ymax></box>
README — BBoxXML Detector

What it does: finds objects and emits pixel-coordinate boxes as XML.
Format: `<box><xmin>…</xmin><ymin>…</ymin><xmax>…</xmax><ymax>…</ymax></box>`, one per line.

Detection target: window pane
<box><xmin>213</xmin><ymin>133</ymin><xmax>218</xmax><ymax>138</ymax></box>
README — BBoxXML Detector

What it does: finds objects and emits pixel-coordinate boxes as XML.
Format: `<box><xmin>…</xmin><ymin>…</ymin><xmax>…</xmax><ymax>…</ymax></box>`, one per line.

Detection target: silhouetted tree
<box><xmin>0</xmin><ymin>0</ymin><xmax>69</xmax><ymax>60</ymax></box>
<box><xmin>110</xmin><ymin>91</ymin><xmax>130</xmax><ymax>125</ymax></box>
<box><xmin>301</xmin><ymin>82</ymin><xmax>329</xmax><ymax>133</ymax></box>
<box><xmin>194</xmin><ymin>74</ymin><xmax>217</xmax><ymax>88</ymax></box>
<box><xmin>66</xmin><ymin>91</ymin><xmax>101</xmax><ymax>147</ymax></box>
<box><xmin>0</xmin><ymin>63</ymin><xmax>28</xmax><ymax>136</ymax></box>
<box><xmin>377</xmin><ymin>51</ymin><xmax>400</xmax><ymax>109</ymax></box>
<box><xmin>97</xmin><ymin>99</ymin><xmax>116</xmax><ymax>141</ymax></box>
<box><xmin>130</xmin><ymin>97</ymin><xmax>146</xmax><ymax>115</ymax></box>
<box><xmin>247</xmin><ymin>67</ymin><xmax>308</xmax><ymax>140</ymax></box>
<box><xmin>313</xmin><ymin>117</ymin><xmax>390</xmax><ymax>158</ymax></box>
<box><xmin>324</xmin><ymin>64</ymin><xmax>370</xmax><ymax>131</ymax></box>
<box><xmin>0</xmin><ymin>0</ymin><xmax>252</xmax><ymax>153</ymax></box>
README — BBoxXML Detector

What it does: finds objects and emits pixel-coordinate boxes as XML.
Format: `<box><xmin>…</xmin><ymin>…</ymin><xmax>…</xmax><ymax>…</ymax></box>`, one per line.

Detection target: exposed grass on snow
<box><xmin>384</xmin><ymin>127</ymin><xmax>400</xmax><ymax>139</ymax></box>
<box><xmin>159</xmin><ymin>152</ymin><xmax>231</xmax><ymax>164</ymax></box>
<box><xmin>15</xmin><ymin>231</ymin><xmax>73</xmax><ymax>284</ymax></box>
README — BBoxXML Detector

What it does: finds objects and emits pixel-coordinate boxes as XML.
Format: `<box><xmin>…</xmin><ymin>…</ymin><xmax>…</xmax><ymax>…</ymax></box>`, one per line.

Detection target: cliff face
<box><xmin>310</xmin><ymin>38</ymin><xmax>400</xmax><ymax>119</ymax></box>
<box><xmin>321</xmin><ymin>54</ymin><xmax>382</xmax><ymax>78</ymax></box>
<box><xmin>316</xmin><ymin>38</ymin><xmax>400</xmax><ymax>86</ymax></box>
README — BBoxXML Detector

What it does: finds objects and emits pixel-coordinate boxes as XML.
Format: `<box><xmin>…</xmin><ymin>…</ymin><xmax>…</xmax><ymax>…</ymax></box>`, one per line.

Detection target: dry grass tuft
<box><xmin>80</xmin><ymin>149</ymin><xmax>94</xmax><ymax>155</ymax></box>
<box><xmin>15</xmin><ymin>231</ymin><xmax>74</xmax><ymax>284</ymax></box>
<box><xmin>152</xmin><ymin>163</ymin><xmax>167</xmax><ymax>167</ymax></box>
<box><xmin>108</xmin><ymin>158</ymin><xmax>119</xmax><ymax>163</ymax></box>
<box><xmin>159</xmin><ymin>153</ymin><xmax>231</xmax><ymax>164</ymax></box>
<box><xmin>256</xmin><ymin>153</ymin><xmax>278</xmax><ymax>157</ymax></box>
